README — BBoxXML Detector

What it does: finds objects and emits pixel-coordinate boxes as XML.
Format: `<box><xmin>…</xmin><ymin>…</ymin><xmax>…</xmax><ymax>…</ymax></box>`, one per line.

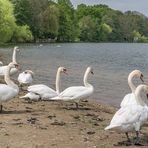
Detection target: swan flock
<box><xmin>0</xmin><ymin>46</ymin><xmax>148</xmax><ymax>145</ymax></box>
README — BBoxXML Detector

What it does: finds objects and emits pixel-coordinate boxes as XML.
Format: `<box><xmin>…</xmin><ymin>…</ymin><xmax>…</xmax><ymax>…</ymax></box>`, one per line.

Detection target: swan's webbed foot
<box><xmin>125</xmin><ymin>132</ymin><xmax>131</xmax><ymax>143</ymax></box>
<box><xmin>134</xmin><ymin>131</ymin><xmax>141</xmax><ymax>145</ymax></box>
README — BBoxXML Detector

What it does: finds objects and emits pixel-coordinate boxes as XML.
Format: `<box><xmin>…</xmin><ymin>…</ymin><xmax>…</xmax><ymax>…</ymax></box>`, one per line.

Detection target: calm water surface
<box><xmin>1</xmin><ymin>43</ymin><xmax>148</xmax><ymax>107</ymax></box>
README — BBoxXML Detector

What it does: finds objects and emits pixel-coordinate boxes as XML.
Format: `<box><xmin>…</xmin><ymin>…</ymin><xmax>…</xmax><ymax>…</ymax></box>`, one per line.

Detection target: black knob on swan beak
<box><xmin>140</xmin><ymin>74</ymin><xmax>144</xmax><ymax>83</ymax></box>
<box><xmin>146</xmin><ymin>94</ymin><xmax>148</xmax><ymax>99</ymax></box>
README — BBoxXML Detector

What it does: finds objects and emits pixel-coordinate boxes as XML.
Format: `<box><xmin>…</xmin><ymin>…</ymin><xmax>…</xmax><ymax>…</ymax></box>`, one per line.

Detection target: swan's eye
<box><xmin>91</xmin><ymin>71</ymin><xmax>94</xmax><ymax>75</ymax></box>
<box><xmin>24</xmin><ymin>71</ymin><xmax>27</xmax><ymax>74</ymax></box>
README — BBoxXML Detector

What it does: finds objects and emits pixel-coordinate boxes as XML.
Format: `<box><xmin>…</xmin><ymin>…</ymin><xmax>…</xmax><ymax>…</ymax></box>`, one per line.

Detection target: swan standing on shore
<box><xmin>20</xmin><ymin>67</ymin><xmax>67</xmax><ymax>100</ymax></box>
<box><xmin>120</xmin><ymin>70</ymin><xmax>144</xmax><ymax>107</ymax></box>
<box><xmin>0</xmin><ymin>62</ymin><xmax>19</xmax><ymax>112</ymax></box>
<box><xmin>18</xmin><ymin>70</ymin><xmax>34</xmax><ymax>85</ymax></box>
<box><xmin>51</xmin><ymin>67</ymin><xmax>94</xmax><ymax>109</ymax></box>
<box><xmin>105</xmin><ymin>84</ymin><xmax>148</xmax><ymax>145</ymax></box>
<box><xmin>0</xmin><ymin>46</ymin><xmax>20</xmax><ymax>76</ymax></box>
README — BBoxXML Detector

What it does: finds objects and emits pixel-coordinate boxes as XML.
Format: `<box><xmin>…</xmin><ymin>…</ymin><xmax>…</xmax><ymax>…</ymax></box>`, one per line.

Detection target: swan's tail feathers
<box><xmin>105</xmin><ymin>124</ymin><xmax>121</xmax><ymax>130</ymax></box>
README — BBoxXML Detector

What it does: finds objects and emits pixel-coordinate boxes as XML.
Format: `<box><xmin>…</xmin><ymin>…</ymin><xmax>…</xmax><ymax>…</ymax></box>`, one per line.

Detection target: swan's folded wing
<box><xmin>120</xmin><ymin>93</ymin><xmax>136</xmax><ymax>107</ymax></box>
<box><xmin>59</xmin><ymin>86</ymin><xmax>86</xmax><ymax>97</ymax></box>
<box><xmin>28</xmin><ymin>84</ymin><xmax>49</xmax><ymax>90</ymax></box>
<box><xmin>28</xmin><ymin>84</ymin><xmax>55</xmax><ymax>95</ymax></box>
<box><xmin>58</xmin><ymin>86</ymin><xmax>93</xmax><ymax>100</ymax></box>
<box><xmin>110</xmin><ymin>105</ymin><xmax>144</xmax><ymax>126</ymax></box>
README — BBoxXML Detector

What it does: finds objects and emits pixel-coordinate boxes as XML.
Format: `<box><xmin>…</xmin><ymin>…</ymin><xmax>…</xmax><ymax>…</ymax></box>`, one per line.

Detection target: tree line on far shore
<box><xmin>1</xmin><ymin>0</ymin><xmax>148</xmax><ymax>44</ymax></box>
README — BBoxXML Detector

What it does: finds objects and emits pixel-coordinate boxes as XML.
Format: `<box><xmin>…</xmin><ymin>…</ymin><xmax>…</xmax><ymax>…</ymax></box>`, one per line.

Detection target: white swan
<box><xmin>120</xmin><ymin>70</ymin><xmax>144</xmax><ymax>107</ymax></box>
<box><xmin>105</xmin><ymin>84</ymin><xmax>148</xmax><ymax>144</ymax></box>
<box><xmin>12</xmin><ymin>46</ymin><xmax>20</xmax><ymax>63</ymax></box>
<box><xmin>0</xmin><ymin>62</ymin><xmax>19</xmax><ymax>112</ymax></box>
<box><xmin>51</xmin><ymin>67</ymin><xmax>94</xmax><ymax>109</ymax></box>
<box><xmin>0</xmin><ymin>46</ymin><xmax>20</xmax><ymax>76</ymax></box>
<box><xmin>20</xmin><ymin>67</ymin><xmax>67</xmax><ymax>100</ymax></box>
<box><xmin>18</xmin><ymin>70</ymin><xmax>34</xmax><ymax>85</ymax></box>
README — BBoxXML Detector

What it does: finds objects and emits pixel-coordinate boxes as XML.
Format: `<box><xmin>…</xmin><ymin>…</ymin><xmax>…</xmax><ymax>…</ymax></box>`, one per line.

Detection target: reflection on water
<box><xmin>1</xmin><ymin>43</ymin><xmax>148</xmax><ymax>106</ymax></box>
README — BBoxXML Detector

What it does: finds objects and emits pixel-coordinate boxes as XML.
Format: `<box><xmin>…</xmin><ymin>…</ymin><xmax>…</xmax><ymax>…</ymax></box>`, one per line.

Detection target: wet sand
<box><xmin>0</xmin><ymin>88</ymin><xmax>148</xmax><ymax>148</ymax></box>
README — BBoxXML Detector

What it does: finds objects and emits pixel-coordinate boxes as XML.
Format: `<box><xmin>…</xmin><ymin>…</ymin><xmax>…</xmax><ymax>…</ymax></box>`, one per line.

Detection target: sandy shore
<box><xmin>0</xmin><ymin>87</ymin><xmax>147</xmax><ymax>148</ymax></box>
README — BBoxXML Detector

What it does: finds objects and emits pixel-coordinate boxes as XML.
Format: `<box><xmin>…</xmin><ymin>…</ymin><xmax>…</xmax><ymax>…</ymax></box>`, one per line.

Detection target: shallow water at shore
<box><xmin>1</xmin><ymin>43</ymin><xmax>148</xmax><ymax>106</ymax></box>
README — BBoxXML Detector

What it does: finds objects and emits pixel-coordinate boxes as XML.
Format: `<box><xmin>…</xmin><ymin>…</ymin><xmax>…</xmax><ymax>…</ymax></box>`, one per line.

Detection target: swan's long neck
<box><xmin>5</xmin><ymin>66</ymin><xmax>19</xmax><ymax>91</ymax></box>
<box><xmin>12</xmin><ymin>49</ymin><xmax>17</xmax><ymax>63</ymax></box>
<box><xmin>55</xmin><ymin>69</ymin><xmax>61</xmax><ymax>94</ymax></box>
<box><xmin>83</xmin><ymin>69</ymin><xmax>92</xmax><ymax>87</ymax></box>
<box><xmin>128</xmin><ymin>73</ymin><xmax>136</xmax><ymax>93</ymax></box>
<box><xmin>135</xmin><ymin>86</ymin><xmax>147</xmax><ymax>106</ymax></box>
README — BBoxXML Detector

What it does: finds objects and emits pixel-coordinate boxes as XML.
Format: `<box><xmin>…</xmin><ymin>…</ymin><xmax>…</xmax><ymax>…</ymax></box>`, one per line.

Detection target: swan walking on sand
<box><xmin>120</xmin><ymin>70</ymin><xmax>144</xmax><ymax>107</ymax></box>
<box><xmin>0</xmin><ymin>62</ymin><xmax>19</xmax><ymax>112</ymax></box>
<box><xmin>51</xmin><ymin>67</ymin><xmax>94</xmax><ymax>109</ymax></box>
<box><xmin>20</xmin><ymin>67</ymin><xmax>67</xmax><ymax>100</ymax></box>
<box><xmin>0</xmin><ymin>46</ymin><xmax>20</xmax><ymax>76</ymax></box>
<box><xmin>105</xmin><ymin>84</ymin><xmax>148</xmax><ymax>145</ymax></box>
<box><xmin>18</xmin><ymin>70</ymin><xmax>34</xmax><ymax>85</ymax></box>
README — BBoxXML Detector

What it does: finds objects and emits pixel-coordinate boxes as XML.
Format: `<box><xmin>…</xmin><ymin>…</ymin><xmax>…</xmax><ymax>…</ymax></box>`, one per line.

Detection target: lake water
<box><xmin>1</xmin><ymin>43</ymin><xmax>148</xmax><ymax>107</ymax></box>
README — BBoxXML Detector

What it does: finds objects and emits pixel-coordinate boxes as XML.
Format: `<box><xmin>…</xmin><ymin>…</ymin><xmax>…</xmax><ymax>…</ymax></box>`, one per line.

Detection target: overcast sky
<box><xmin>71</xmin><ymin>0</ymin><xmax>148</xmax><ymax>16</ymax></box>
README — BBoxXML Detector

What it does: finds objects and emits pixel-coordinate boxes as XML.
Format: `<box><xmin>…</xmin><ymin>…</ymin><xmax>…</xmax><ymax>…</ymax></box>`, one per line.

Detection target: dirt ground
<box><xmin>0</xmin><ymin>88</ymin><xmax>148</xmax><ymax>148</ymax></box>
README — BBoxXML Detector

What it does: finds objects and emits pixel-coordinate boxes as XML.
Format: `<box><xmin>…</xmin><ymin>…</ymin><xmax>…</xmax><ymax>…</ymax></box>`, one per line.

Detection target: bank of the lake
<box><xmin>0</xmin><ymin>89</ymin><xmax>147</xmax><ymax>147</ymax></box>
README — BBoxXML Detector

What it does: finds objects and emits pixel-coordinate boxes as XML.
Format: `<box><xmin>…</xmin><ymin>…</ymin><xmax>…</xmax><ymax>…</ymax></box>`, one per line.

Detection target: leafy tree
<box><xmin>0</xmin><ymin>0</ymin><xmax>16</xmax><ymax>43</ymax></box>
<box><xmin>6</xmin><ymin>0</ymin><xmax>148</xmax><ymax>43</ymax></box>
<box><xmin>39</xmin><ymin>4</ymin><xmax>59</xmax><ymax>39</ymax></box>
<box><xmin>77</xmin><ymin>4</ymin><xmax>114</xmax><ymax>42</ymax></box>
<box><xmin>79</xmin><ymin>16</ymin><xmax>96</xmax><ymax>41</ymax></box>
<box><xmin>11</xmin><ymin>0</ymin><xmax>31</xmax><ymax>25</ymax></box>
<box><xmin>12</xmin><ymin>0</ymin><xmax>49</xmax><ymax>41</ymax></box>
<box><xmin>28</xmin><ymin>0</ymin><xmax>49</xmax><ymax>40</ymax></box>
<box><xmin>12</xmin><ymin>25</ymin><xmax>33</xmax><ymax>42</ymax></box>
<box><xmin>132</xmin><ymin>30</ymin><xmax>148</xmax><ymax>42</ymax></box>
<box><xmin>57</xmin><ymin>0</ymin><xmax>77</xmax><ymax>42</ymax></box>
<box><xmin>99</xmin><ymin>23</ymin><xmax>112</xmax><ymax>41</ymax></box>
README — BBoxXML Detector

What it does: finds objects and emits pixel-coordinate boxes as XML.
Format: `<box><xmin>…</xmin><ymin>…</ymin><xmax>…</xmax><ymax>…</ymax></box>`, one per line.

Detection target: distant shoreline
<box><xmin>1</xmin><ymin>41</ymin><xmax>148</xmax><ymax>47</ymax></box>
